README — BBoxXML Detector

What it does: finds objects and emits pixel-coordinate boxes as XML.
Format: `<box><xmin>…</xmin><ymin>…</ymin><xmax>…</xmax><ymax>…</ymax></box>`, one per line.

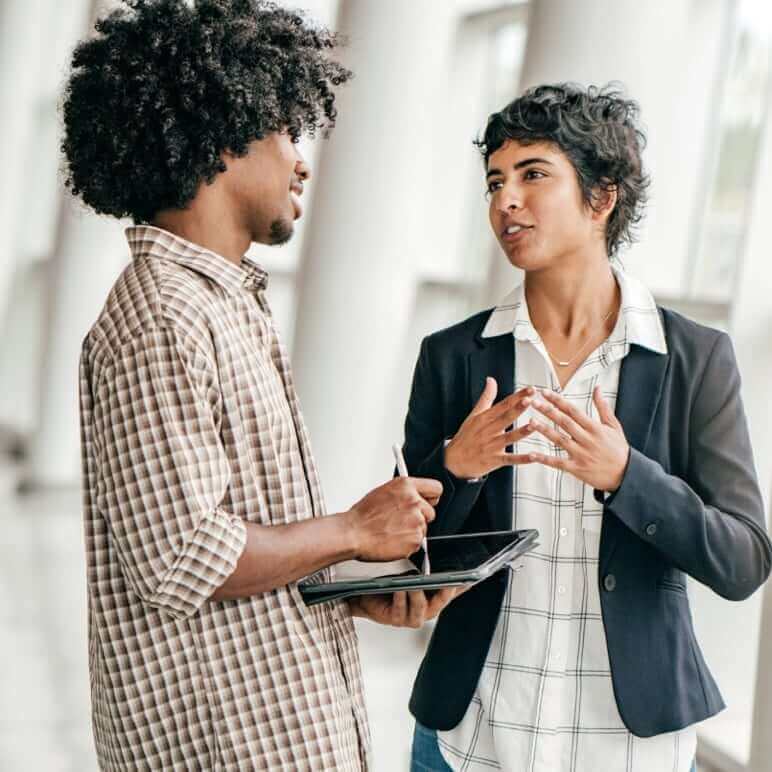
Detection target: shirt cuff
<box><xmin>145</xmin><ymin>508</ymin><xmax>247</xmax><ymax>619</ymax></box>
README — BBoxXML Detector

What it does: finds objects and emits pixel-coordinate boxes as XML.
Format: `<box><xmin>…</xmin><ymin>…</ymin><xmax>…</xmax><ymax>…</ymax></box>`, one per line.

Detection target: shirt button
<box><xmin>560</xmin><ymin>527</ymin><xmax>568</xmax><ymax>537</ymax></box>
<box><xmin>557</xmin><ymin>585</ymin><xmax>566</xmax><ymax>595</ymax></box>
<box><xmin>604</xmin><ymin>574</ymin><xmax>617</xmax><ymax>592</ymax></box>
<box><xmin>645</xmin><ymin>523</ymin><xmax>658</xmax><ymax>537</ymax></box>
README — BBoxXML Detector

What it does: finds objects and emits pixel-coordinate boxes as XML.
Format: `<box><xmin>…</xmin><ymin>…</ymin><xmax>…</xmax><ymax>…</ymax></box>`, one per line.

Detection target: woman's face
<box><xmin>486</xmin><ymin>139</ymin><xmax>606</xmax><ymax>273</ymax></box>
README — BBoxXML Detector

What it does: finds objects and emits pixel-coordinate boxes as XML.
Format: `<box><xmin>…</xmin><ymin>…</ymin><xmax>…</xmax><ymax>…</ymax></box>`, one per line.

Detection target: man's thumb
<box><xmin>471</xmin><ymin>377</ymin><xmax>497</xmax><ymax>415</ymax></box>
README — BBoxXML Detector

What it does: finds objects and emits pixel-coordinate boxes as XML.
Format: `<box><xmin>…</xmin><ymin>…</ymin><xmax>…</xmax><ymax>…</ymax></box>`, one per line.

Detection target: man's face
<box><xmin>486</xmin><ymin>139</ymin><xmax>602</xmax><ymax>272</ymax></box>
<box><xmin>227</xmin><ymin>131</ymin><xmax>310</xmax><ymax>246</ymax></box>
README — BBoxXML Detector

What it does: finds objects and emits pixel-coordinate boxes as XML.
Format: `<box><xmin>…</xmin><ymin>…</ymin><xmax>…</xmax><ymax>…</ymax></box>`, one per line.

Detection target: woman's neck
<box><xmin>524</xmin><ymin>255</ymin><xmax>620</xmax><ymax>340</ymax></box>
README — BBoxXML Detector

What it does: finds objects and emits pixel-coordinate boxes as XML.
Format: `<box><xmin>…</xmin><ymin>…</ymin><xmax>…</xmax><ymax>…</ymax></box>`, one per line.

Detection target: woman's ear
<box><xmin>591</xmin><ymin>180</ymin><xmax>618</xmax><ymax>223</ymax></box>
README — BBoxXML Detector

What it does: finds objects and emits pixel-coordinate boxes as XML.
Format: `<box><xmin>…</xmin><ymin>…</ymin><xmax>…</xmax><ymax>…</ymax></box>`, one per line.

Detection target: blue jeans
<box><xmin>411</xmin><ymin>722</ymin><xmax>452</xmax><ymax>772</ymax></box>
<box><xmin>409</xmin><ymin>722</ymin><xmax>698</xmax><ymax>772</ymax></box>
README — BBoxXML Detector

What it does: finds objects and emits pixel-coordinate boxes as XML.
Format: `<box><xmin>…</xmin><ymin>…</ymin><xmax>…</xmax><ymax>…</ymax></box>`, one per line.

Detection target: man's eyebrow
<box><xmin>485</xmin><ymin>158</ymin><xmax>554</xmax><ymax>179</ymax></box>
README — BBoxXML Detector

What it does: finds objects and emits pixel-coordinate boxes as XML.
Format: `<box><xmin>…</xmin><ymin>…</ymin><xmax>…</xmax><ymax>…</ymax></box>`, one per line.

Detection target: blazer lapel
<box><xmin>600</xmin><ymin>341</ymin><xmax>670</xmax><ymax>571</ymax></box>
<box><xmin>468</xmin><ymin>327</ymin><xmax>516</xmax><ymax>531</ymax></box>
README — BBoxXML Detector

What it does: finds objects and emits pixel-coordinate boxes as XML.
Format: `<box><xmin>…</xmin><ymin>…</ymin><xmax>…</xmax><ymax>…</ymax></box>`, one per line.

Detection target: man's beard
<box><xmin>268</xmin><ymin>218</ymin><xmax>293</xmax><ymax>246</ymax></box>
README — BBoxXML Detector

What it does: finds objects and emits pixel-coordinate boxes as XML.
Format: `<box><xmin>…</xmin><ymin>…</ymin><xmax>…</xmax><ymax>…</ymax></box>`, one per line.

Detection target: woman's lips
<box><xmin>501</xmin><ymin>226</ymin><xmax>533</xmax><ymax>243</ymax></box>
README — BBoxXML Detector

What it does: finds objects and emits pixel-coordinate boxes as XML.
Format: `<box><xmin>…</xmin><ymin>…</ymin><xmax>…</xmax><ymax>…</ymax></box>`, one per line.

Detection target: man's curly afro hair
<box><xmin>61</xmin><ymin>0</ymin><xmax>352</xmax><ymax>223</ymax></box>
<box><xmin>476</xmin><ymin>83</ymin><xmax>650</xmax><ymax>257</ymax></box>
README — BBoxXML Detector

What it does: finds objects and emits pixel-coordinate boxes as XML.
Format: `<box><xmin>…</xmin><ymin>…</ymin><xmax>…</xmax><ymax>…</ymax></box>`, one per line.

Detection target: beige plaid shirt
<box><xmin>79</xmin><ymin>225</ymin><xmax>369</xmax><ymax>771</ymax></box>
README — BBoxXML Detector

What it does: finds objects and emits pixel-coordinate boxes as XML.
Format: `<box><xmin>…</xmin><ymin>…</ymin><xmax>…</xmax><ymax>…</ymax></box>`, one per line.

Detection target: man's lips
<box><xmin>290</xmin><ymin>184</ymin><xmax>303</xmax><ymax>219</ymax></box>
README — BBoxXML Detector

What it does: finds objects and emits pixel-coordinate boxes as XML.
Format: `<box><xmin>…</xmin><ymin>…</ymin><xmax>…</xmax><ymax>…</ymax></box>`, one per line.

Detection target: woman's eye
<box><xmin>525</xmin><ymin>169</ymin><xmax>545</xmax><ymax>180</ymax></box>
<box><xmin>486</xmin><ymin>181</ymin><xmax>503</xmax><ymax>195</ymax></box>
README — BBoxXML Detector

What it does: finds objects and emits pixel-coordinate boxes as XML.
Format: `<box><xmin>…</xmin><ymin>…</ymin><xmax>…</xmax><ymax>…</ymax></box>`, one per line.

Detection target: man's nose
<box><xmin>295</xmin><ymin>151</ymin><xmax>311</xmax><ymax>182</ymax></box>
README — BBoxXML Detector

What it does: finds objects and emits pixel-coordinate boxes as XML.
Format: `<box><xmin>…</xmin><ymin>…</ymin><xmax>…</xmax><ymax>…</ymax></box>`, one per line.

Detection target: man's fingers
<box><xmin>406</xmin><ymin>591</ymin><xmax>428</xmax><ymax>628</ymax></box>
<box><xmin>469</xmin><ymin>377</ymin><xmax>498</xmax><ymax>416</ymax></box>
<box><xmin>423</xmin><ymin>491</ymin><xmax>441</xmax><ymax>507</ymax></box>
<box><xmin>425</xmin><ymin>587</ymin><xmax>458</xmax><ymax>618</ymax></box>
<box><xmin>411</xmin><ymin>477</ymin><xmax>443</xmax><ymax>502</ymax></box>
<box><xmin>417</xmin><ymin>498</ymin><xmax>435</xmax><ymax>524</ymax></box>
<box><xmin>390</xmin><ymin>591</ymin><xmax>408</xmax><ymax>625</ymax></box>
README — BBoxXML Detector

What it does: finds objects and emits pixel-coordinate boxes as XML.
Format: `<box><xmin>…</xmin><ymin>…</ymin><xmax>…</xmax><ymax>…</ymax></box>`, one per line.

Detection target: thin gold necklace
<box><xmin>542</xmin><ymin>307</ymin><xmax>616</xmax><ymax>368</ymax></box>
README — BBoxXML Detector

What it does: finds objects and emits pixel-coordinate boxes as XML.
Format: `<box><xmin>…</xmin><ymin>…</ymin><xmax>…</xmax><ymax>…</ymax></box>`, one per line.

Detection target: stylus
<box><xmin>392</xmin><ymin>443</ymin><xmax>430</xmax><ymax>575</ymax></box>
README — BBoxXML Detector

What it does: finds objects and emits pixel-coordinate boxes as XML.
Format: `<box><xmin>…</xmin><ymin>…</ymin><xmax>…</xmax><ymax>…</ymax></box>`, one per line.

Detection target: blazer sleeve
<box><xmin>402</xmin><ymin>336</ymin><xmax>485</xmax><ymax>536</ymax></box>
<box><xmin>605</xmin><ymin>331</ymin><xmax>772</xmax><ymax>600</ymax></box>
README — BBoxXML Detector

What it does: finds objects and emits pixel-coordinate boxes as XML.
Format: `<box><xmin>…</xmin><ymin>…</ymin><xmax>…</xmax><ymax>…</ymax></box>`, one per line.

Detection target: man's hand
<box><xmin>344</xmin><ymin>477</ymin><xmax>442</xmax><ymax>562</ymax></box>
<box><xmin>527</xmin><ymin>386</ymin><xmax>630</xmax><ymax>492</ymax></box>
<box><xmin>444</xmin><ymin>378</ymin><xmax>535</xmax><ymax>479</ymax></box>
<box><xmin>347</xmin><ymin>587</ymin><xmax>466</xmax><ymax>628</ymax></box>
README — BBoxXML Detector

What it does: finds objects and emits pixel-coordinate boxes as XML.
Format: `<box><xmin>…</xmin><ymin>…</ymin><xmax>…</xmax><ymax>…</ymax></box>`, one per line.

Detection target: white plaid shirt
<box><xmin>79</xmin><ymin>226</ymin><xmax>369</xmax><ymax>771</ymax></box>
<box><xmin>437</xmin><ymin>265</ymin><xmax>696</xmax><ymax>771</ymax></box>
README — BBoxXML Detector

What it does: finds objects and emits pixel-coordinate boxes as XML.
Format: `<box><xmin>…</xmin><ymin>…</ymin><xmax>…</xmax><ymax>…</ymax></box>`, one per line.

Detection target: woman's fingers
<box><xmin>501</xmin><ymin>423</ymin><xmax>535</xmax><ymax>446</ymax></box>
<box><xmin>529</xmin><ymin>420</ymin><xmax>576</xmax><ymax>452</ymax></box>
<box><xmin>530</xmin><ymin>397</ymin><xmax>587</xmax><ymax>442</ymax></box>
<box><xmin>539</xmin><ymin>390</ymin><xmax>595</xmax><ymax>433</ymax></box>
<box><xmin>491</xmin><ymin>390</ymin><xmax>535</xmax><ymax>430</ymax></box>
<box><xmin>501</xmin><ymin>452</ymin><xmax>535</xmax><ymax>466</ymax></box>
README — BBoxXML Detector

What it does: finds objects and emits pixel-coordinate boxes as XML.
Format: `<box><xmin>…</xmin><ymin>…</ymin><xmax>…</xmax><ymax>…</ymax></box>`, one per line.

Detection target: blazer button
<box><xmin>603</xmin><ymin>574</ymin><xmax>617</xmax><ymax>592</ymax></box>
<box><xmin>645</xmin><ymin>523</ymin><xmax>658</xmax><ymax>537</ymax></box>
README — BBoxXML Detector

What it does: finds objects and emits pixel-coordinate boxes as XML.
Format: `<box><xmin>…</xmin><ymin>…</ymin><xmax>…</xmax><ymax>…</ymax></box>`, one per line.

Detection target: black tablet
<box><xmin>298</xmin><ymin>528</ymin><xmax>539</xmax><ymax>606</ymax></box>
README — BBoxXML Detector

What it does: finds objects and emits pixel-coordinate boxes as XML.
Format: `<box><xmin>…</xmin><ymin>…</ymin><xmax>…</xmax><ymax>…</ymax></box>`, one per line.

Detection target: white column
<box><xmin>23</xmin><ymin>199</ymin><xmax>127</xmax><ymax>488</ymax></box>
<box><xmin>0</xmin><ymin>0</ymin><xmax>49</xmax><ymax>320</ymax></box>
<box><xmin>486</xmin><ymin>0</ymin><xmax>728</xmax><ymax>300</ymax></box>
<box><xmin>750</xmin><ymin>579</ymin><xmax>772</xmax><ymax>770</ymax></box>
<box><xmin>692</xmin><ymin>40</ymin><xmax>772</xmax><ymax>768</ymax></box>
<box><xmin>291</xmin><ymin>0</ymin><xmax>458</xmax><ymax>512</ymax></box>
<box><xmin>735</xmin><ymin>63</ymin><xmax>772</xmax><ymax>772</ymax></box>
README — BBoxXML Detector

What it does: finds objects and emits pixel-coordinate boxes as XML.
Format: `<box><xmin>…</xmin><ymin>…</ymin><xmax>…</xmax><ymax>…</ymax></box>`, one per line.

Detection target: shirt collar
<box><xmin>480</xmin><ymin>262</ymin><xmax>667</xmax><ymax>355</ymax></box>
<box><xmin>126</xmin><ymin>225</ymin><xmax>269</xmax><ymax>294</ymax></box>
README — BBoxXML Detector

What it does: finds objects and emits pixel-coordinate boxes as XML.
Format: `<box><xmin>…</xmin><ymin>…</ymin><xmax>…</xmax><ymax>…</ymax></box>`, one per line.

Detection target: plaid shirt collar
<box><xmin>126</xmin><ymin>224</ymin><xmax>269</xmax><ymax>294</ymax></box>
<box><xmin>480</xmin><ymin>261</ymin><xmax>667</xmax><ymax>355</ymax></box>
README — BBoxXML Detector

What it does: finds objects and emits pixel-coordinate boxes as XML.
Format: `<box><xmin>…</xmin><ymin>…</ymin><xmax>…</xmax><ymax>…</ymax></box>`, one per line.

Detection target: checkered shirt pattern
<box><xmin>437</xmin><ymin>264</ymin><xmax>696</xmax><ymax>771</ymax></box>
<box><xmin>79</xmin><ymin>225</ymin><xmax>370</xmax><ymax>771</ymax></box>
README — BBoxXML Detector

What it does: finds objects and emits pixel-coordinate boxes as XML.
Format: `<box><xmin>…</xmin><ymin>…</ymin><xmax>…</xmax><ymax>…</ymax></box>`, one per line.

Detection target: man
<box><xmin>64</xmin><ymin>1</ymin><xmax>460</xmax><ymax>769</ymax></box>
<box><xmin>401</xmin><ymin>84</ymin><xmax>772</xmax><ymax>771</ymax></box>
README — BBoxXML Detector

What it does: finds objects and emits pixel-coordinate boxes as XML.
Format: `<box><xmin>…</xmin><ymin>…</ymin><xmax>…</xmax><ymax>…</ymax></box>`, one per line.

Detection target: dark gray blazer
<box><xmin>403</xmin><ymin>305</ymin><xmax>771</xmax><ymax>737</ymax></box>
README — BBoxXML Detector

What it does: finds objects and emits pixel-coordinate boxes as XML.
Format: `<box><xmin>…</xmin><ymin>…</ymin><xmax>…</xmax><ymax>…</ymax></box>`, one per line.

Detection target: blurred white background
<box><xmin>0</xmin><ymin>0</ymin><xmax>771</xmax><ymax>769</ymax></box>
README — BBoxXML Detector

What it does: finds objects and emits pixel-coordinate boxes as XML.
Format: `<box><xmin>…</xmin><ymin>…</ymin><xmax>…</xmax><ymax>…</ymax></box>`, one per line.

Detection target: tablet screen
<box><xmin>299</xmin><ymin>529</ymin><xmax>538</xmax><ymax>605</ymax></box>
<box><xmin>419</xmin><ymin>530</ymin><xmax>525</xmax><ymax>574</ymax></box>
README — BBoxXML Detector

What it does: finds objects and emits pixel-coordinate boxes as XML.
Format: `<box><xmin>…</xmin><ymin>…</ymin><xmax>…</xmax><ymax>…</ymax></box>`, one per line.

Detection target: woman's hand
<box><xmin>527</xmin><ymin>385</ymin><xmax>630</xmax><ymax>492</ymax></box>
<box><xmin>444</xmin><ymin>378</ymin><xmax>535</xmax><ymax>480</ymax></box>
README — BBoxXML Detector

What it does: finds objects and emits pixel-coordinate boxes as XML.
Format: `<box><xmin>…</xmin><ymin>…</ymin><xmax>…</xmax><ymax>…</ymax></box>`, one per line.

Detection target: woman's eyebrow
<box><xmin>485</xmin><ymin>158</ymin><xmax>555</xmax><ymax>179</ymax></box>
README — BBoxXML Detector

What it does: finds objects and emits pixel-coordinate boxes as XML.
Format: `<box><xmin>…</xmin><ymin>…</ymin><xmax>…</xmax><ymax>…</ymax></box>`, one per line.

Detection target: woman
<box><xmin>401</xmin><ymin>83</ymin><xmax>771</xmax><ymax>772</ymax></box>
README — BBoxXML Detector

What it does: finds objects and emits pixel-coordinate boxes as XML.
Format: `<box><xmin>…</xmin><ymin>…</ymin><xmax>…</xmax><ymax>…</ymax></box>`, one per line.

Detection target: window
<box><xmin>688</xmin><ymin>0</ymin><xmax>771</xmax><ymax>302</ymax></box>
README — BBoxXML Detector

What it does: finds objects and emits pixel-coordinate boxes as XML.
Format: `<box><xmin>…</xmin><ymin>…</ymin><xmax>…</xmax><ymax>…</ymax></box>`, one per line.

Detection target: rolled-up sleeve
<box><xmin>91</xmin><ymin>323</ymin><xmax>246</xmax><ymax>619</ymax></box>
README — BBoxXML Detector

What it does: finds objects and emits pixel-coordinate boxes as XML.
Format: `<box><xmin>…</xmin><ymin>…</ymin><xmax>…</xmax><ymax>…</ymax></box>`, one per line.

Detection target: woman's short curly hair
<box><xmin>475</xmin><ymin>83</ymin><xmax>650</xmax><ymax>257</ymax></box>
<box><xmin>61</xmin><ymin>0</ymin><xmax>352</xmax><ymax>223</ymax></box>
